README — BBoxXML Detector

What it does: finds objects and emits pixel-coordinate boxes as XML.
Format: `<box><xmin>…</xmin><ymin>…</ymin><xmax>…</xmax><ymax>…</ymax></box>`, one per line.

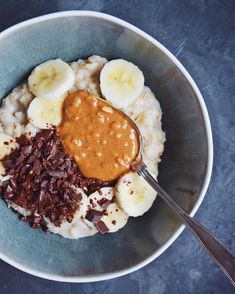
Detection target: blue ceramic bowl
<box><xmin>0</xmin><ymin>11</ymin><xmax>213</xmax><ymax>282</ymax></box>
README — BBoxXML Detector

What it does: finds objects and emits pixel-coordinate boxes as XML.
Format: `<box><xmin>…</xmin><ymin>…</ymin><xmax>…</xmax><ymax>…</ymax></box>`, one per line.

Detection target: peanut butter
<box><xmin>57</xmin><ymin>91</ymin><xmax>139</xmax><ymax>181</ymax></box>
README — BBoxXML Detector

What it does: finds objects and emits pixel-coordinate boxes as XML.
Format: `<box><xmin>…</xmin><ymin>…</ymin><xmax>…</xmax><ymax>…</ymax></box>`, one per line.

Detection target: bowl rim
<box><xmin>0</xmin><ymin>10</ymin><xmax>213</xmax><ymax>283</ymax></box>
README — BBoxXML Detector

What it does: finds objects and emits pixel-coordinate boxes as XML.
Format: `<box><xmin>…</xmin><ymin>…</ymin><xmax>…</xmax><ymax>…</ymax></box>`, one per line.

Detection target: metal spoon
<box><xmin>96</xmin><ymin>95</ymin><xmax>235</xmax><ymax>285</ymax></box>
<box><xmin>131</xmin><ymin>120</ymin><xmax>235</xmax><ymax>286</ymax></box>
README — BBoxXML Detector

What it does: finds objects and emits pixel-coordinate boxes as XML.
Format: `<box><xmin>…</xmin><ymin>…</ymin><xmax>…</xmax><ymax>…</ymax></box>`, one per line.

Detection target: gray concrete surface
<box><xmin>0</xmin><ymin>0</ymin><xmax>234</xmax><ymax>293</ymax></box>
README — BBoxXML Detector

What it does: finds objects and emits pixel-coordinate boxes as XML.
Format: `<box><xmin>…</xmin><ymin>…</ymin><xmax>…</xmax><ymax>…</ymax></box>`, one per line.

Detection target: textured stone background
<box><xmin>0</xmin><ymin>0</ymin><xmax>234</xmax><ymax>293</ymax></box>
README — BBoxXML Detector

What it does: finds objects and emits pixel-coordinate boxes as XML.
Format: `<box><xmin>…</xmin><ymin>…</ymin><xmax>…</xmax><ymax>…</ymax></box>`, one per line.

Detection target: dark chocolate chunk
<box><xmin>85</xmin><ymin>209</ymin><xmax>103</xmax><ymax>223</ymax></box>
<box><xmin>0</xmin><ymin>129</ymin><xmax>115</xmax><ymax>229</ymax></box>
<box><xmin>22</xmin><ymin>145</ymin><xmax>32</xmax><ymax>155</ymax></box>
<box><xmin>21</xmin><ymin>163</ymin><xmax>31</xmax><ymax>174</ymax></box>
<box><xmin>95</xmin><ymin>221</ymin><xmax>109</xmax><ymax>234</ymax></box>
<box><xmin>33</xmin><ymin>159</ymin><xmax>42</xmax><ymax>175</ymax></box>
<box><xmin>16</xmin><ymin>153</ymin><xmax>26</xmax><ymax>165</ymax></box>
<box><xmin>4</xmin><ymin>185</ymin><xmax>14</xmax><ymax>199</ymax></box>
<box><xmin>98</xmin><ymin>198</ymin><xmax>112</xmax><ymax>209</ymax></box>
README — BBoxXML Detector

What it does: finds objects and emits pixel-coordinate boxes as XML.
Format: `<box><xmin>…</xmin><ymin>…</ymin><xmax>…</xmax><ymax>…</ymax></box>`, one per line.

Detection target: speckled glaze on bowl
<box><xmin>0</xmin><ymin>11</ymin><xmax>213</xmax><ymax>282</ymax></box>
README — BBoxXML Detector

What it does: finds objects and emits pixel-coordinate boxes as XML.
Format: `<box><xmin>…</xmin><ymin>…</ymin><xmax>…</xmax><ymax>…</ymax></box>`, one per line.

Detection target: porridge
<box><xmin>0</xmin><ymin>55</ymin><xmax>165</xmax><ymax>238</ymax></box>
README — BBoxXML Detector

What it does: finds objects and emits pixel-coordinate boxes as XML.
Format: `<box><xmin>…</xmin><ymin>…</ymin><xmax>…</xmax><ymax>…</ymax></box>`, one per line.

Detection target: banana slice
<box><xmin>0</xmin><ymin>161</ymin><xmax>10</xmax><ymax>181</ymax></box>
<box><xmin>0</xmin><ymin>162</ymin><xmax>6</xmax><ymax>175</ymax></box>
<box><xmin>28</xmin><ymin>59</ymin><xmax>75</xmax><ymax>98</ymax></box>
<box><xmin>0</xmin><ymin>133</ymin><xmax>18</xmax><ymax>160</ymax></box>
<box><xmin>115</xmin><ymin>172</ymin><xmax>156</xmax><ymax>217</ymax></box>
<box><xmin>101</xmin><ymin>203</ymin><xmax>129</xmax><ymax>233</ymax></box>
<box><xmin>27</xmin><ymin>95</ymin><xmax>65</xmax><ymax>129</ymax></box>
<box><xmin>87</xmin><ymin>187</ymin><xmax>128</xmax><ymax>233</ymax></box>
<box><xmin>100</xmin><ymin>59</ymin><xmax>144</xmax><ymax>108</ymax></box>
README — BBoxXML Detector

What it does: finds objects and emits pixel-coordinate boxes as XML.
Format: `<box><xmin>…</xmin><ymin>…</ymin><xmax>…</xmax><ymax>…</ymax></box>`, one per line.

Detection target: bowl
<box><xmin>0</xmin><ymin>11</ymin><xmax>213</xmax><ymax>282</ymax></box>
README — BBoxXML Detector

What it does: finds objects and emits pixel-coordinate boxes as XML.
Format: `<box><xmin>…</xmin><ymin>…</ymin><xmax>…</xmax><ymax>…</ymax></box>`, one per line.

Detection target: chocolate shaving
<box><xmin>85</xmin><ymin>209</ymin><xmax>103</xmax><ymax>223</ymax></box>
<box><xmin>0</xmin><ymin>129</ymin><xmax>114</xmax><ymax>228</ymax></box>
<box><xmin>95</xmin><ymin>221</ymin><xmax>109</xmax><ymax>234</ymax></box>
<box><xmin>97</xmin><ymin>198</ymin><xmax>112</xmax><ymax>209</ymax></box>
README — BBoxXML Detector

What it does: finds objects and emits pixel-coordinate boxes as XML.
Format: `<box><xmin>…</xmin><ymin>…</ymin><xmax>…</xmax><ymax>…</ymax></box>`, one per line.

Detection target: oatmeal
<box><xmin>0</xmin><ymin>55</ymin><xmax>165</xmax><ymax>239</ymax></box>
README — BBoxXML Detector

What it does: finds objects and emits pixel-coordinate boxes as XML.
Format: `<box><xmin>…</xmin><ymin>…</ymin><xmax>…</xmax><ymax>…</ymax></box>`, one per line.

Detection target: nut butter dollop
<box><xmin>57</xmin><ymin>90</ymin><xmax>139</xmax><ymax>181</ymax></box>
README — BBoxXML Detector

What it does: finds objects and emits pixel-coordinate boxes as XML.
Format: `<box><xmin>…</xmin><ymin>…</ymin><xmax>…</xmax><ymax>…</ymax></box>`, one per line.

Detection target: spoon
<box><xmin>75</xmin><ymin>92</ymin><xmax>235</xmax><ymax>285</ymax></box>
<box><xmin>131</xmin><ymin>119</ymin><xmax>235</xmax><ymax>286</ymax></box>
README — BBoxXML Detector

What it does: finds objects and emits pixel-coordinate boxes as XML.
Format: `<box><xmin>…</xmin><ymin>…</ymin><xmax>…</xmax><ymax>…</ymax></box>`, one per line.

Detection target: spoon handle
<box><xmin>138</xmin><ymin>163</ymin><xmax>235</xmax><ymax>287</ymax></box>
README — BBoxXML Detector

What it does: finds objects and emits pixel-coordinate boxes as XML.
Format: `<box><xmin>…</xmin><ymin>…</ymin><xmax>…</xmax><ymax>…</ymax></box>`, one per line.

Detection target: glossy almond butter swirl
<box><xmin>57</xmin><ymin>90</ymin><xmax>139</xmax><ymax>181</ymax></box>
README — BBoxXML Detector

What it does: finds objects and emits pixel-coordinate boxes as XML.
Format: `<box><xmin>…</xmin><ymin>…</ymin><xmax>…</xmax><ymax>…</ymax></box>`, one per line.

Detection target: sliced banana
<box><xmin>115</xmin><ymin>172</ymin><xmax>156</xmax><ymax>217</ymax></box>
<box><xmin>100</xmin><ymin>59</ymin><xmax>144</xmax><ymax>108</ymax></box>
<box><xmin>87</xmin><ymin>187</ymin><xmax>128</xmax><ymax>233</ymax></box>
<box><xmin>0</xmin><ymin>162</ymin><xmax>6</xmax><ymax>175</ymax></box>
<box><xmin>0</xmin><ymin>133</ymin><xmax>18</xmax><ymax>160</ymax></box>
<box><xmin>101</xmin><ymin>202</ymin><xmax>129</xmax><ymax>233</ymax></box>
<box><xmin>28</xmin><ymin>59</ymin><xmax>75</xmax><ymax>98</ymax></box>
<box><xmin>27</xmin><ymin>95</ymin><xmax>65</xmax><ymax>129</ymax></box>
